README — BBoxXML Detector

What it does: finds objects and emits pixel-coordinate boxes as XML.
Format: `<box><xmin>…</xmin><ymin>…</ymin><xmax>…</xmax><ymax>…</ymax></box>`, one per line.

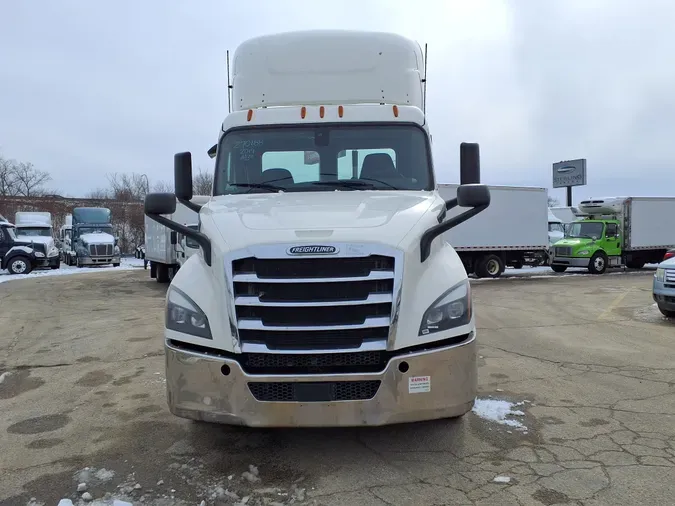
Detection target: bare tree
<box><xmin>192</xmin><ymin>167</ymin><xmax>213</xmax><ymax>196</ymax></box>
<box><xmin>0</xmin><ymin>155</ymin><xmax>51</xmax><ymax>197</ymax></box>
<box><xmin>152</xmin><ymin>180</ymin><xmax>173</xmax><ymax>193</ymax></box>
<box><xmin>105</xmin><ymin>172</ymin><xmax>150</xmax><ymax>201</ymax></box>
<box><xmin>548</xmin><ymin>196</ymin><xmax>560</xmax><ymax>207</ymax></box>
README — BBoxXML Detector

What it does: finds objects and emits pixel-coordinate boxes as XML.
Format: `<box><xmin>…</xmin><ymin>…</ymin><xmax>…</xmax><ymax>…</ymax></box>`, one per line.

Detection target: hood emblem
<box><xmin>287</xmin><ymin>245</ymin><xmax>339</xmax><ymax>256</ymax></box>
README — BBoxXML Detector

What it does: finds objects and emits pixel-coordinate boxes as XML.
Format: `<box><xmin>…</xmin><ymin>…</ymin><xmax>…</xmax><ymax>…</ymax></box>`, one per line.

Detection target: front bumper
<box><xmin>552</xmin><ymin>256</ymin><xmax>590</xmax><ymax>268</ymax></box>
<box><xmin>78</xmin><ymin>255</ymin><xmax>121</xmax><ymax>266</ymax></box>
<box><xmin>653</xmin><ymin>280</ymin><xmax>675</xmax><ymax>311</ymax></box>
<box><xmin>165</xmin><ymin>334</ymin><xmax>477</xmax><ymax>427</ymax></box>
<box><xmin>34</xmin><ymin>255</ymin><xmax>60</xmax><ymax>268</ymax></box>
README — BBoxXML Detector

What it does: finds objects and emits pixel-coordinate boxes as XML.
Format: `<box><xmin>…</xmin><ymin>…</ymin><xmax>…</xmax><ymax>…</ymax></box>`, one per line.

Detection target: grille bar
<box><xmin>235</xmin><ymin>293</ymin><xmax>393</xmax><ymax>307</ymax></box>
<box><xmin>237</xmin><ymin>316</ymin><xmax>391</xmax><ymax>331</ymax></box>
<box><xmin>233</xmin><ymin>270</ymin><xmax>394</xmax><ymax>284</ymax></box>
<box><xmin>665</xmin><ymin>269</ymin><xmax>675</xmax><ymax>282</ymax></box>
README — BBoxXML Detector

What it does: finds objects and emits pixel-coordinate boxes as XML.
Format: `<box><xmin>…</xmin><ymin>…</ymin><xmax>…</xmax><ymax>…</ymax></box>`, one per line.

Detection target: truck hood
<box><xmin>15</xmin><ymin>235</ymin><xmax>55</xmax><ymax>248</ymax></box>
<box><xmin>80</xmin><ymin>232</ymin><xmax>115</xmax><ymax>245</ymax></box>
<box><xmin>553</xmin><ymin>237</ymin><xmax>593</xmax><ymax>247</ymax></box>
<box><xmin>203</xmin><ymin>191</ymin><xmax>436</xmax><ymax>250</ymax></box>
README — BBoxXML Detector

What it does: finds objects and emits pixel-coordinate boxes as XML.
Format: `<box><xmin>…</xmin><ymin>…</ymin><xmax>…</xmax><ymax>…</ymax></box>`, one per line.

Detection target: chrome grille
<box><xmin>665</xmin><ymin>269</ymin><xmax>675</xmax><ymax>283</ymax></box>
<box><xmin>228</xmin><ymin>246</ymin><xmax>401</xmax><ymax>352</ymax></box>
<box><xmin>248</xmin><ymin>380</ymin><xmax>381</xmax><ymax>402</ymax></box>
<box><xmin>555</xmin><ymin>246</ymin><xmax>572</xmax><ymax>257</ymax></box>
<box><xmin>89</xmin><ymin>244</ymin><xmax>113</xmax><ymax>256</ymax></box>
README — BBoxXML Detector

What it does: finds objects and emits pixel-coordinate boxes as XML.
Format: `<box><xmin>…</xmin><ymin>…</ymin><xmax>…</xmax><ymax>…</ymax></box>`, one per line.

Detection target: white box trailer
<box><xmin>144</xmin><ymin>196</ymin><xmax>209</xmax><ymax>282</ymax></box>
<box><xmin>438</xmin><ymin>183</ymin><xmax>550</xmax><ymax>277</ymax></box>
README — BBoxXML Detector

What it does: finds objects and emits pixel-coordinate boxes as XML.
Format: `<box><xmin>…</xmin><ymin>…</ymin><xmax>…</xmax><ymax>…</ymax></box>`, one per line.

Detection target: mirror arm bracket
<box><xmin>146</xmin><ymin>213</ymin><xmax>212</xmax><ymax>266</ymax></box>
<box><xmin>420</xmin><ymin>204</ymin><xmax>489</xmax><ymax>262</ymax></box>
<box><xmin>179</xmin><ymin>198</ymin><xmax>203</xmax><ymax>214</ymax></box>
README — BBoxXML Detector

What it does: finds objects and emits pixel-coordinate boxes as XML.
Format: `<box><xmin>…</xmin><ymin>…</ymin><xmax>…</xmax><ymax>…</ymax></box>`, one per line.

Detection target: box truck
<box><xmin>144</xmin><ymin>196</ymin><xmax>209</xmax><ymax>283</ymax></box>
<box><xmin>144</xmin><ymin>29</ymin><xmax>492</xmax><ymax>427</ymax></box>
<box><xmin>551</xmin><ymin>196</ymin><xmax>675</xmax><ymax>274</ymax></box>
<box><xmin>439</xmin><ymin>184</ymin><xmax>550</xmax><ymax>277</ymax></box>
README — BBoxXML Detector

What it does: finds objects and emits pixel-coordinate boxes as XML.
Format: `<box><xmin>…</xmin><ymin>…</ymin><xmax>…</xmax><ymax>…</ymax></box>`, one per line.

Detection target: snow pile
<box><xmin>472</xmin><ymin>398</ymin><xmax>527</xmax><ymax>429</ymax></box>
<box><xmin>0</xmin><ymin>257</ymin><xmax>144</xmax><ymax>284</ymax></box>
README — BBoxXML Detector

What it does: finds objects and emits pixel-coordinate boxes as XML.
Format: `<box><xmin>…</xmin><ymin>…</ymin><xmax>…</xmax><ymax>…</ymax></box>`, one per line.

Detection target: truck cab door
<box><xmin>0</xmin><ymin>227</ymin><xmax>9</xmax><ymax>260</ymax></box>
<box><xmin>603</xmin><ymin>222</ymin><xmax>622</xmax><ymax>257</ymax></box>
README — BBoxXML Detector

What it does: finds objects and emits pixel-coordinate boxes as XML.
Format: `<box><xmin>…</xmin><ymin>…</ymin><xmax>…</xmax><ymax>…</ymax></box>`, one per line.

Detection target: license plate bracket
<box><xmin>294</xmin><ymin>382</ymin><xmax>334</xmax><ymax>402</ymax></box>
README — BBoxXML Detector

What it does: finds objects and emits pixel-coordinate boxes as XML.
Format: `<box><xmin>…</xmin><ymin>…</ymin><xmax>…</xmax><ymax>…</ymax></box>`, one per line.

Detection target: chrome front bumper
<box><xmin>165</xmin><ymin>335</ymin><xmax>477</xmax><ymax>427</ymax></box>
<box><xmin>78</xmin><ymin>255</ymin><xmax>120</xmax><ymax>265</ymax></box>
<box><xmin>552</xmin><ymin>256</ymin><xmax>591</xmax><ymax>268</ymax></box>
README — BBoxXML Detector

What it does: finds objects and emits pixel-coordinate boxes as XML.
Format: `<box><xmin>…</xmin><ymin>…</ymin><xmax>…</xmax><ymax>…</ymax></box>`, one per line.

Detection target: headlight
<box><xmin>48</xmin><ymin>247</ymin><xmax>59</xmax><ymax>257</ymax></box>
<box><xmin>578</xmin><ymin>250</ymin><xmax>589</xmax><ymax>256</ymax></box>
<box><xmin>166</xmin><ymin>286</ymin><xmax>212</xmax><ymax>339</ymax></box>
<box><xmin>114</xmin><ymin>245</ymin><xmax>120</xmax><ymax>254</ymax></box>
<box><xmin>34</xmin><ymin>251</ymin><xmax>45</xmax><ymax>258</ymax></box>
<box><xmin>419</xmin><ymin>279</ymin><xmax>472</xmax><ymax>336</ymax></box>
<box><xmin>656</xmin><ymin>268</ymin><xmax>665</xmax><ymax>282</ymax></box>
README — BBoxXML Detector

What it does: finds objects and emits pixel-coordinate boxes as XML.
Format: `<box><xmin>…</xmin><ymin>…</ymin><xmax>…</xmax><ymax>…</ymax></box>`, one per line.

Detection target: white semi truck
<box><xmin>439</xmin><ymin>184</ymin><xmax>550</xmax><ymax>277</ymax></box>
<box><xmin>144</xmin><ymin>29</ymin><xmax>491</xmax><ymax>428</ymax></box>
<box><xmin>551</xmin><ymin>196</ymin><xmax>675</xmax><ymax>274</ymax></box>
<box><xmin>144</xmin><ymin>196</ymin><xmax>209</xmax><ymax>283</ymax></box>
<box><xmin>14</xmin><ymin>211</ymin><xmax>61</xmax><ymax>269</ymax></box>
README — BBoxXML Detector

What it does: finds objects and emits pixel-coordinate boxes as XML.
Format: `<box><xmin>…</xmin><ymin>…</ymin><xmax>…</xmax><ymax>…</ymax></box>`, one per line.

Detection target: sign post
<box><xmin>552</xmin><ymin>159</ymin><xmax>587</xmax><ymax>206</ymax></box>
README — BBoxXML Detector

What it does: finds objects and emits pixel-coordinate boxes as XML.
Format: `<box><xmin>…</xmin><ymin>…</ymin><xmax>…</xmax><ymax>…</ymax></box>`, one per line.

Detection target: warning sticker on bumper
<box><xmin>408</xmin><ymin>375</ymin><xmax>431</xmax><ymax>393</ymax></box>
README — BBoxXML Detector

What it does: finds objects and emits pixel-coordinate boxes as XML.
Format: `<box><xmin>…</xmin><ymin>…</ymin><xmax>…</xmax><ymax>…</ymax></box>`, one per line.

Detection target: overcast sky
<box><xmin>1</xmin><ymin>0</ymin><xmax>674</xmax><ymax>203</ymax></box>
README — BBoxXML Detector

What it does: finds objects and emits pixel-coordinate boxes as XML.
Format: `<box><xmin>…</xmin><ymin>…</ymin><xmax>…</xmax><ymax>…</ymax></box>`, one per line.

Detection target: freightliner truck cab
<box><xmin>144</xmin><ymin>30</ymin><xmax>491</xmax><ymax>427</ymax></box>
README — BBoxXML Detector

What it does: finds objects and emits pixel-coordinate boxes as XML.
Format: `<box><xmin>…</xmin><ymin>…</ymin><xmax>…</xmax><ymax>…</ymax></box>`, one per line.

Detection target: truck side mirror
<box><xmin>170</xmin><ymin>231</ymin><xmax>177</xmax><ymax>245</ymax></box>
<box><xmin>145</xmin><ymin>193</ymin><xmax>177</xmax><ymax>215</ymax></box>
<box><xmin>420</xmin><ymin>142</ymin><xmax>491</xmax><ymax>262</ymax></box>
<box><xmin>174</xmin><ymin>152</ymin><xmax>194</xmax><ymax>202</ymax></box>
<box><xmin>457</xmin><ymin>184</ymin><xmax>490</xmax><ymax>208</ymax></box>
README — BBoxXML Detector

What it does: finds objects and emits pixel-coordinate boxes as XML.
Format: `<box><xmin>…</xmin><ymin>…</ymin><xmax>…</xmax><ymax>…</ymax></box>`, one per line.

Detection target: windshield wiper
<box><xmin>228</xmin><ymin>183</ymin><xmax>286</xmax><ymax>193</ymax></box>
<box><xmin>310</xmin><ymin>180</ymin><xmax>377</xmax><ymax>190</ymax></box>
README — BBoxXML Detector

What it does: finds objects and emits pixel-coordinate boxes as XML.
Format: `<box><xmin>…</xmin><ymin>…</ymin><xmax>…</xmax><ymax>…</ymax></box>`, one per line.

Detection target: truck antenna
<box><xmin>423</xmin><ymin>43</ymin><xmax>428</xmax><ymax>115</ymax></box>
<box><xmin>226</xmin><ymin>50</ymin><xmax>232</xmax><ymax>114</ymax></box>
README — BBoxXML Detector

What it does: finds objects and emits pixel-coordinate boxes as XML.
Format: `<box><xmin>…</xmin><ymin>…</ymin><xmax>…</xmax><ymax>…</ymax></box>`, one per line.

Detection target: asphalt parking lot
<box><xmin>1</xmin><ymin>269</ymin><xmax>674</xmax><ymax>506</ymax></box>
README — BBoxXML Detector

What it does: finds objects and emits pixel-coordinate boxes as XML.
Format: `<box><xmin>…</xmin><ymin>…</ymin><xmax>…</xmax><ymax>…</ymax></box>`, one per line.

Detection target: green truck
<box><xmin>551</xmin><ymin>196</ymin><xmax>675</xmax><ymax>274</ymax></box>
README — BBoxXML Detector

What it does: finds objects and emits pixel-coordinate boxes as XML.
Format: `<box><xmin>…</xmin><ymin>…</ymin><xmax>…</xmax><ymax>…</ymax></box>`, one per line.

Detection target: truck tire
<box><xmin>113</xmin><ymin>263</ymin><xmax>120</xmax><ymax>267</ymax></box>
<box><xmin>588</xmin><ymin>251</ymin><xmax>608</xmax><ymax>275</ymax></box>
<box><xmin>551</xmin><ymin>265</ymin><xmax>567</xmax><ymax>273</ymax></box>
<box><xmin>476</xmin><ymin>254</ymin><xmax>504</xmax><ymax>278</ymax></box>
<box><xmin>8</xmin><ymin>256</ymin><xmax>32</xmax><ymax>275</ymax></box>
<box><xmin>512</xmin><ymin>261</ymin><xmax>523</xmax><ymax>269</ymax></box>
<box><xmin>658</xmin><ymin>306</ymin><xmax>675</xmax><ymax>318</ymax></box>
<box><xmin>156</xmin><ymin>263</ymin><xmax>170</xmax><ymax>283</ymax></box>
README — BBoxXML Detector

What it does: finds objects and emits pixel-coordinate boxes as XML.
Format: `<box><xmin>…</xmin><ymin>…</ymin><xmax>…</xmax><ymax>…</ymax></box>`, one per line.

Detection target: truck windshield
<box><xmin>213</xmin><ymin>124</ymin><xmax>433</xmax><ymax>195</ymax></box>
<box><xmin>568</xmin><ymin>222</ymin><xmax>604</xmax><ymax>239</ymax></box>
<box><xmin>78</xmin><ymin>226</ymin><xmax>113</xmax><ymax>235</ymax></box>
<box><xmin>17</xmin><ymin>227</ymin><xmax>51</xmax><ymax>237</ymax></box>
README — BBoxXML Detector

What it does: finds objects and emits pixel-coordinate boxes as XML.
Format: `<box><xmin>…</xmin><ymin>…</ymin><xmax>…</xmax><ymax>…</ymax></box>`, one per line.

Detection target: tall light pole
<box><xmin>140</xmin><ymin>173</ymin><xmax>150</xmax><ymax>198</ymax></box>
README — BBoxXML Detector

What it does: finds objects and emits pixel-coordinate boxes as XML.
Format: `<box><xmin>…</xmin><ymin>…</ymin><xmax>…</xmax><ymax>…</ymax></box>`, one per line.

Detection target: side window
<box><xmin>606</xmin><ymin>224</ymin><xmax>618</xmax><ymax>237</ymax></box>
<box><xmin>337</xmin><ymin>148</ymin><xmax>397</xmax><ymax>180</ymax></box>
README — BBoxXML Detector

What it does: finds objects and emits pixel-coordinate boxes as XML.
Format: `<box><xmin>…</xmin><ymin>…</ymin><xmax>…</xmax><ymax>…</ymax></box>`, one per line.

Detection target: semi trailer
<box><xmin>144</xmin><ymin>29</ymin><xmax>492</xmax><ymax>427</ymax></box>
<box><xmin>144</xmin><ymin>195</ymin><xmax>209</xmax><ymax>283</ymax></box>
<box><xmin>439</xmin><ymin>184</ymin><xmax>550</xmax><ymax>277</ymax></box>
<box><xmin>551</xmin><ymin>196</ymin><xmax>675</xmax><ymax>274</ymax></box>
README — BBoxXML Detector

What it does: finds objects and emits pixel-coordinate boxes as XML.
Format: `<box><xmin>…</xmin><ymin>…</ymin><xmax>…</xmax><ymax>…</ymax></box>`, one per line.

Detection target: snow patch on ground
<box><xmin>0</xmin><ymin>257</ymin><xmax>144</xmax><ymax>284</ymax></box>
<box><xmin>470</xmin><ymin>264</ymin><xmax>658</xmax><ymax>283</ymax></box>
<box><xmin>472</xmin><ymin>398</ymin><xmax>527</xmax><ymax>429</ymax></box>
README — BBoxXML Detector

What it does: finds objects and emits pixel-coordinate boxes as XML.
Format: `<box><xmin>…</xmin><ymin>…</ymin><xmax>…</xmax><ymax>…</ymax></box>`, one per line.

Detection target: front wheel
<box><xmin>8</xmin><ymin>256</ymin><xmax>33</xmax><ymax>275</ymax></box>
<box><xmin>588</xmin><ymin>251</ymin><xmax>608</xmax><ymax>275</ymax></box>
<box><xmin>658</xmin><ymin>305</ymin><xmax>675</xmax><ymax>318</ymax></box>
<box><xmin>551</xmin><ymin>265</ymin><xmax>567</xmax><ymax>273</ymax></box>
